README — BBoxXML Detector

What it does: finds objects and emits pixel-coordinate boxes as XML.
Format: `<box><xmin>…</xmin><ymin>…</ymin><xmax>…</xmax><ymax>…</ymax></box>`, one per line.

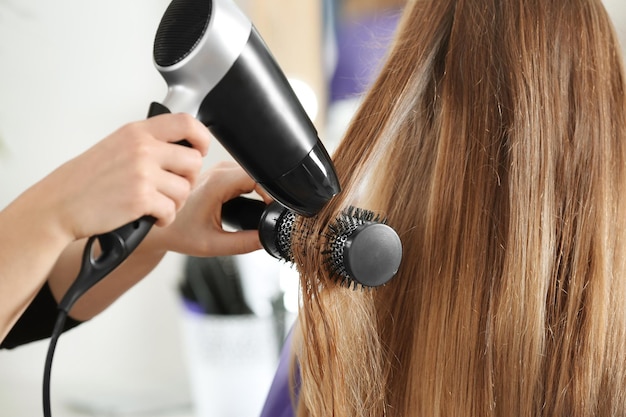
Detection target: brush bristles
<box><xmin>273</xmin><ymin>205</ymin><xmax>388</xmax><ymax>290</ymax></box>
<box><xmin>276</xmin><ymin>209</ymin><xmax>297</xmax><ymax>262</ymax></box>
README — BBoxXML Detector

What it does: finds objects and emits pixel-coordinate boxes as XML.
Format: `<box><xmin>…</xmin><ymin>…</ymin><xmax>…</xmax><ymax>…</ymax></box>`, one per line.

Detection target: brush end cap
<box><xmin>344</xmin><ymin>223</ymin><xmax>402</xmax><ymax>287</ymax></box>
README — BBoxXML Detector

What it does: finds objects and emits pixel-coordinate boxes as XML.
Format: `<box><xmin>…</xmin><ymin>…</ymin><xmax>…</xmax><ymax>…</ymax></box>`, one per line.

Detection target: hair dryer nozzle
<box><xmin>263</xmin><ymin>141</ymin><xmax>340</xmax><ymax>217</ymax></box>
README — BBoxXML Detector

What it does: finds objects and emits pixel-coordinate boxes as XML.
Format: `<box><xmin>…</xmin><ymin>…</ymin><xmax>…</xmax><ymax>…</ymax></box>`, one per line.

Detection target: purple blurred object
<box><xmin>330</xmin><ymin>10</ymin><xmax>402</xmax><ymax>102</ymax></box>
<box><xmin>259</xmin><ymin>329</ymin><xmax>298</xmax><ymax>417</ymax></box>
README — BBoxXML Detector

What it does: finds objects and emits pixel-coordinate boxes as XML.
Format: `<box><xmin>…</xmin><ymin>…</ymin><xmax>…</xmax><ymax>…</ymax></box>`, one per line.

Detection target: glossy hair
<box><xmin>291</xmin><ymin>0</ymin><xmax>626</xmax><ymax>416</ymax></box>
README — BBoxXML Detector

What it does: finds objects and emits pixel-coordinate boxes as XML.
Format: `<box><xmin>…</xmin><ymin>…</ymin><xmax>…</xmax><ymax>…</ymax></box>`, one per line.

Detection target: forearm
<box><xmin>47</xmin><ymin>235</ymin><xmax>167</xmax><ymax>321</ymax></box>
<box><xmin>0</xmin><ymin>114</ymin><xmax>213</xmax><ymax>344</ymax></box>
<box><xmin>0</xmin><ymin>190</ymin><xmax>71</xmax><ymax>342</ymax></box>
<box><xmin>19</xmin><ymin>160</ymin><xmax>266</xmax><ymax>326</ymax></box>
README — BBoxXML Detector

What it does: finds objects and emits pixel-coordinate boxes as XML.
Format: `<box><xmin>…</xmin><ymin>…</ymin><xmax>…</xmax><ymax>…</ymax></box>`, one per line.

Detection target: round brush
<box><xmin>322</xmin><ymin>206</ymin><xmax>403</xmax><ymax>288</ymax></box>
<box><xmin>224</xmin><ymin>198</ymin><xmax>403</xmax><ymax>288</ymax></box>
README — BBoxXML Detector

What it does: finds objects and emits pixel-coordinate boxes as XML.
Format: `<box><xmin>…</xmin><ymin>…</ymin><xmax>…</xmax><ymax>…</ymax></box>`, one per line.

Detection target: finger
<box><xmin>154</xmin><ymin>170</ymin><xmax>193</xmax><ymax>212</ymax></box>
<box><xmin>158</xmin><ymin>144</ymin><xmax>204</xmax><ymax>184</ymax></box>
<box><xmin>146</xmin><ymin>192</ymin><xmax>178</xmax><ymax>227</ymax></box>
<box><xmin>208</xmin><ymin>230</ymin><xmax>263</xmax><ymax>256</ymax></box>
<box><xmin>196</xmin><ymin>163</ymin><xmax>258</xmax><ymax>206</ymax></box>
<box><xmin>220</xmin><ymin>165</ymin><xmax>260</xmax><ymax>197</ymax></box>
<box><xmin>254</xmin><ymin>184</ymin><xmax>274</xmax><ymax>204</ymax></box>
<box><xmin>213</xmin><ymin>160</ymin><xmax>239</xmax><ymax>169</ymax></box>
<box><xmin>144</xmin><ymin>113</ymin><xmax>212</xmax><ymax>156</ymax></box>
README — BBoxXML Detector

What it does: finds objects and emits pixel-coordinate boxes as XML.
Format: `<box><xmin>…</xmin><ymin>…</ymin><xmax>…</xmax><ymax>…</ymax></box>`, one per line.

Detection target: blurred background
<box><xmin>0</xmin><ymin>0</ymin><xmax>624</xmax><ymax>416</ymax></box>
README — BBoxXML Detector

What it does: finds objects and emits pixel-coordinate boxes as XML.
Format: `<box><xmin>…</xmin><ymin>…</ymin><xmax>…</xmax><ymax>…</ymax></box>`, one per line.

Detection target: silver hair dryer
<box><xmin>59</xmin><ymin>0</ymin><xmax>342</xmax><ymax>312</ymax></box>
<box><xmin>152</xmin><ymin>0</ymin><xmax>341</xmax><ymax>216</ymax></box>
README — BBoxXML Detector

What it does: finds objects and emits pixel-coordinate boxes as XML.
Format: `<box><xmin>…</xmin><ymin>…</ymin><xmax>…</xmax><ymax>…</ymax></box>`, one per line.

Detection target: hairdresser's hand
<box><xmin>0</xmin><ymin>113</ymin><xmax>211</xmax><ymax>334</ymax></box>
<box><xmin>148</xmin><ymin>161</ymin><xmax>272</xmax><ymax>257</ymax></box>
<box><xmin>26</xmin><ymin>113</ymin><xmax>211</xmax><ymax>243</ymax></box>
<box><xmin>48</xmin><ymin>162</ymin><xmax>270</xmax><ymax>322</ymax></box>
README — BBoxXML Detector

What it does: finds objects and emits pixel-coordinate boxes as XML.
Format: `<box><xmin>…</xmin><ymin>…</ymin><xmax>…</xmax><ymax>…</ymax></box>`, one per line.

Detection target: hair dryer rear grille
<box><xmin>153</xmin><ymin>0</ymin><xmax>212</xmax><ymax>67</ymax></box>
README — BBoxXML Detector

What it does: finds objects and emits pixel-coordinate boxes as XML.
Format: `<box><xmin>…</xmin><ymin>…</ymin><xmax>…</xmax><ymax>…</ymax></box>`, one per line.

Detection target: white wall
<box><xmin>605</xmin><ymin>0</ymin><xmax>626</xmax><ymax>48</ymax></box>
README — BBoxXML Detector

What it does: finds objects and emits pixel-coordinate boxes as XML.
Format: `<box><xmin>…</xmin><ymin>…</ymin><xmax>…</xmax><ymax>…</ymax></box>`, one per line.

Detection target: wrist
<box><xmin>133</xmin><ymin>225</ymin><xmax>169</xmax><ymax>257</ymax></box>
<box><xmin>3</xmin><ymin>186</ymin><xmax>75</xmax><ymax>251</ymax></box>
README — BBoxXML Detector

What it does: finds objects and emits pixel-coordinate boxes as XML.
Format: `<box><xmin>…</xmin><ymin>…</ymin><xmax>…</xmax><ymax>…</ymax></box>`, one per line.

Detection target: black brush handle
<box><xmin>221</xmin><ymin>196</ymin><xmax>267</xmax><ymax>230</ymax></box>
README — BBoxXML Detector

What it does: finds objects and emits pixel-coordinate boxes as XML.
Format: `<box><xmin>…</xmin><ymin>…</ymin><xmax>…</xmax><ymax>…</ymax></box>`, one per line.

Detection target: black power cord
<box><xmin>43</xmin><ymin>310</ymin><xmax>68</xmax><ymax>417</ymax></box>
<box><xmin>41</xmin><ymin>222</ymin><xmax>153</xmax><ymax>417</ymax></box>
<box><xmin>41</xmin><ymin>102</ymin><xmax>180</xmax><ymax>416</ymax></box>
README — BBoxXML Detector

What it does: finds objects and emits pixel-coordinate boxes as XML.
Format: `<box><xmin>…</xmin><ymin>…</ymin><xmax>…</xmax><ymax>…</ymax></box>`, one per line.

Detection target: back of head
<box><xmin>291</xmin><ymin>1</ymin><xmax>626</xmax><ymax>416</ymax></box>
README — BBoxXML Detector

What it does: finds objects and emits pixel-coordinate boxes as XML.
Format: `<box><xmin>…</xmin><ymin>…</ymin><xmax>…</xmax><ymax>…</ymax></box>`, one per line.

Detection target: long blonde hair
<box><xmin>291</xmin><ymin>0</ymin><xmax>626</xmax><ymax>416</ymax></box>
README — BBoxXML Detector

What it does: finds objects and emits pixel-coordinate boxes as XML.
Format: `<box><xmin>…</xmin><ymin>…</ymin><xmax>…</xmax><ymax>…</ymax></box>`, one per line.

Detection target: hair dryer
<box><xmin>56</xmin><ymin>0</ymin><xmax>341</xmax><ymax>314</ymax></box>
<box><xmin>152</xmin><ymin>0</ymin><xmax>341</xmax><ymax>217</ymax></box>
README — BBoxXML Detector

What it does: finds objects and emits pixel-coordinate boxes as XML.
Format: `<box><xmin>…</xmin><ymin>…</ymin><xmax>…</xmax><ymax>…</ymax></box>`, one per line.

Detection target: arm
<box><xmin>48</xmin><ymin>161</ymin><xmax>268</xmax><ymax>321</ymax></box>
<box><xmin>0</xmin><ymin>113</ymin><xmax>211</xmax><ymax>342</ymax></box>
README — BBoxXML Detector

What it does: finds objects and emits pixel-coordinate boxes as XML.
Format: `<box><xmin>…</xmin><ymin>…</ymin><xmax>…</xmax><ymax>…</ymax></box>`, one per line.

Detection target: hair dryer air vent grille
<box><xmin>153</xmin><ymin>0</ymin><xmax>212</xmax><ymax>67</ymax></box>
